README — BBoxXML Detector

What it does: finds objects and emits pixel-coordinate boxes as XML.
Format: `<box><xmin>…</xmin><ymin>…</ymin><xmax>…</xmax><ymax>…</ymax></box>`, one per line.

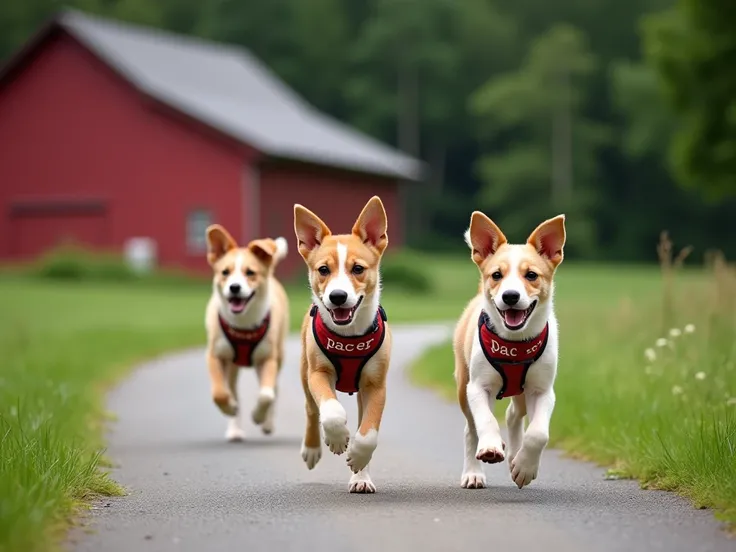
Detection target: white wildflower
<box><xmin>644</xmin><ymin>348</ymin><xmax>657</xmax><ymax>362</ymax></box>
<box><xmin>656</xmin><ymin>338</ymin><xmax>669</xmax><ymax>348</ymax></box>
<box><xmin>671</xmin><ymin>385</ymin><xmax>683</xmax><ymax>396</ymax></box>
<box><xmin>669</xmin><ymin>328</ymin><xmax>682</xmax><ymax>338</ymax></box>
<box><xmin>695</xmin><ymin>371</ymin><xmax>707</xmax><ymax>381</ymax></box>
<box><xmin>684</xmin><ymin>324</ymin><xmax>695</xmax><ymax>334</ymax></box>
<box><xmin>727</xmin><ymin>397</ymin><xmax>736</xmax><ymax>406</ymax></box>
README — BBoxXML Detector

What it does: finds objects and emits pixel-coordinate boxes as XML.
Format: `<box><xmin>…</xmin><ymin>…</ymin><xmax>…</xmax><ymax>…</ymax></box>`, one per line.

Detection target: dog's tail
<box><xmin>271</xmin><ymin>236</ymin><xmax>288</xmax><ymax>267</ymax></box>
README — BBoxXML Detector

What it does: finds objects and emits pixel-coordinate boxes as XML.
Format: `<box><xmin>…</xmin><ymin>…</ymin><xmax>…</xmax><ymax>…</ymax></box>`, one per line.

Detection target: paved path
<box><xmin>74</xmin><ymin>324</ymin><xmax>732</xmax><ymax>552</ymax></box>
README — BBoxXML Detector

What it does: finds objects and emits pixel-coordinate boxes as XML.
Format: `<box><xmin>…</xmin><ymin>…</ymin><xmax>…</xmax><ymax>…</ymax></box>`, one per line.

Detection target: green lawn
<box><xmin>410</xmin><ymin>256</ymin><xmax>736</xmax><ymax>530</ymax></box>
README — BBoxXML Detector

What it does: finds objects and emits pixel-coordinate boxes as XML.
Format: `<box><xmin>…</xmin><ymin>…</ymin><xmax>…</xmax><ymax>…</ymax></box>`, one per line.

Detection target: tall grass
<box><xmin>410</xmin><ymin>236</ymin><xmax>736</xmax><ymax>528</ymax></box>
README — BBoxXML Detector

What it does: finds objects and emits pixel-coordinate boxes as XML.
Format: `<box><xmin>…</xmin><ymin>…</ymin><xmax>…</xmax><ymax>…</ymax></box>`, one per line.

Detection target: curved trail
<box><xmin>74</xmin><ymin>324</ymin><xmax>732</xmax><ymax>552</ymax></box>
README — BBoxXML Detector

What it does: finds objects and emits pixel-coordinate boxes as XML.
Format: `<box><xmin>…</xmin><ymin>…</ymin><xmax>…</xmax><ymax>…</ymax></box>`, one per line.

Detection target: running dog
<box><xmin>454</xmin><ymin>212</ymin><xmax>566</xmax><ymax>490</ymax></box>
<box><xmin>293</xmin><ymin>196</ymin><xmax>392</xmax><ymax>494</ymax></box>
<box><xmin>204</xmin><ymin>224</ymin><xmax>289</xmax><ymax>442</ymax></box>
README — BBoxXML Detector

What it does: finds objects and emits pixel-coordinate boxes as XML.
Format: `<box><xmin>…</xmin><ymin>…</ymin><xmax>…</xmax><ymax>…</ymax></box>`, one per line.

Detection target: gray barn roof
<box><xmin>51</xmin><ymin>10</ymin><xmax>422</xmax><ymax>180</ymax></box>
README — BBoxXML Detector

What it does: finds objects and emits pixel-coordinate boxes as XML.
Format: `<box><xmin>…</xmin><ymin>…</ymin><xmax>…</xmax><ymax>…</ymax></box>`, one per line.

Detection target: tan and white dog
<box><xmin>293</xmin><ymin>196</ymin><xmax>392</xmax><ymax>494</ymax></box>
<box><xmin>204</xmin><ymin>224</ymin><xmax>289</xmax><ymax>442</ymax></box>
<box><xmin>454</xmin><ymin>212</ymin><xmax>566</xmax><ymax>490</ymax></box>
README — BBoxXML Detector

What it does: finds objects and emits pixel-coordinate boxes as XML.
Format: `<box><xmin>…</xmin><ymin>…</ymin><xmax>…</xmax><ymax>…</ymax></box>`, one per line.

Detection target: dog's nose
<box><xmin>229</xmin><ymin>283</ymin><xmax>242</xmax><ymax>295</ymax></box>
<box><xmin>502</xmin><ymin>290</ymin><xmax>520</xmax><ymax>306</ymax></box>
<box><xmin>329</xmin><ymin>290</ymin><xmax>348</xmax><ymax>306</ymax></box>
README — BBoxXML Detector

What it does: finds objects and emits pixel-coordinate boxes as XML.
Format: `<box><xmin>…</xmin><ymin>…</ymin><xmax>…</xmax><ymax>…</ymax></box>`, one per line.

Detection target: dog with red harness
<box><xmin>293</xmin><ymin>196</ymin><xmax>392</xmax><ymax>494</ymax></box>
<box><xmin>453</xmin><ymin>211</ymin><xmax>566</xmax><ymax>490</ymax></box>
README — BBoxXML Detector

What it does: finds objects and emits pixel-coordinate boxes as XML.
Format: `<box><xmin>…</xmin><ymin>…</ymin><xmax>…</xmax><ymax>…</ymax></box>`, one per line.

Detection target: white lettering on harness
<box><xmin>526</xmin><ymin>342</ymin><xmax>541</xmax><ymax>355</ymax></box>
<box><xmin>490</xmin><ymin>339</ymin><xmax>517</xmax><ymax>358</ymax></box>
<box><xmin>326</xmin><ymin>338</ymin><xmax>375</xmax><ymax>353</ymax></box>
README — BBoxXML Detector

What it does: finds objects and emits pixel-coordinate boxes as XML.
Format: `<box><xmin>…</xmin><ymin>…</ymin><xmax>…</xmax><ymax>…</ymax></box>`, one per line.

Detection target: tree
<box><xmin>470</xmin><ymin>24</ymin><xmax>607</xmax><ymax>255</ymax></box>
<box><xmin>643</xmin><ymin>0</ymin><xmax>736</xmax><ymax>200</ymax></box>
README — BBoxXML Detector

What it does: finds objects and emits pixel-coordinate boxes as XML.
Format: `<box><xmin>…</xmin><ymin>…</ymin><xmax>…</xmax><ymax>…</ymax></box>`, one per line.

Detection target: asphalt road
<box><xmin>73</xmin><ymin>324</ymin><xmax>733</xmax><ymax>552</ymax></box>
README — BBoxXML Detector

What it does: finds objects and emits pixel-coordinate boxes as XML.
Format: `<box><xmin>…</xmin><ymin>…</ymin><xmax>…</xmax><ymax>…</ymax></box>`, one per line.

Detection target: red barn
<box><xmin>0</xmin><ymin>10</ymin><xmax>421</xmax><ymax>278</ymax></box>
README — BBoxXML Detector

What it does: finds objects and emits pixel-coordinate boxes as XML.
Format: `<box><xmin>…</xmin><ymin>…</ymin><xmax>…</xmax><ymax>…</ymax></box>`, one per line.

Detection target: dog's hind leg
<box><xmin>348</xmin><ymin>389</ymin><xmax>377</xmax><ymax>493</ymax></box>
<box><xmin>300</xmin><ymin>348</ymin><xmax>323</xmax><ymax>470</ymax></box>
<box><xmin>456</xmin><ymin>354</ymin><xmax>486</xmax><ymax>489</ymax></box>
<box><xmin>506</xmin><ymin>394</ymin><xmax>527</xmax><ymax>465</ymax></box>
<box><xmin>224</xmin><ymin>363</ymin><xmax>245</xmax><ymax>442</ymax></box>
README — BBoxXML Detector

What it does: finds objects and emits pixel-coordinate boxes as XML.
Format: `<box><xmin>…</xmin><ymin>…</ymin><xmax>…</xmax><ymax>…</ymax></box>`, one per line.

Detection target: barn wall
<box><xmin>258</xmin><ymin>162</ymin><xmax>403</xmax><ymax>281</ymax></box>
<box><xmin>0</xmin><ymin>29</ymin><xmax>257</xmax><ymax>273</ymax></box>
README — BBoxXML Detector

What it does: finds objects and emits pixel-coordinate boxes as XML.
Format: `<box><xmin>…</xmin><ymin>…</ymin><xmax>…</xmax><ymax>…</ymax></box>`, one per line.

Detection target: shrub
<box><xmin>33</xmin><ymin>244</ymin><xmax>135</xmax><ymax>282</ymax></box>
<box><xmin>380</xmin><ymin>250</ymin><xmax>433</xmax><ymax>294</ymax></box>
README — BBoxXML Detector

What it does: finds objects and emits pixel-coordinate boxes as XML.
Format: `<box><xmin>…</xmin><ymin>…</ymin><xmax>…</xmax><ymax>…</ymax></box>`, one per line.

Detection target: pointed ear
<box><xmin>294</xmin><ymin>204</ymin><xmax>331</xmax><ymax>259</ymax></box>
<box><xmin>248</xmin><ymin>238</ymin><xmax>277</xmax><ymax>266</ymax></box>
<box><xmin>465</xmin><ymin>211</ymin><xmax>507</xmax><ymax>265</ymax></box>
<box><xmin>352</xmin><ymin>196</ymin><xmax>388</xmax><ymax>255</ymax></box>
<box><xmin>527</xmin><ymin>214</ymin><xmax>566</xmax><ymax>267</ymax></box>
<box><xmin>206</xmin><ymin>224</ymin><xmax>237</xmax><ymax>265</ymax></box>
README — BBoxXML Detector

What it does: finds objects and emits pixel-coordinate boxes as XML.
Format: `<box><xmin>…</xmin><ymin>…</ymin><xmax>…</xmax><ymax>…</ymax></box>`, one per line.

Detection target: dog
<box><xmin>293</xmin><ymin>196</ymin><xmax>392</xmax><ymax>494</ymax></box>
<box><xmin>204</xmin><ymin>224</ymin><xmax>289</xmax><ymax>442</ymax></box>
<box><xmin>454</xmin><ymin>211</ymin><xmax>566</xmax><ymax>490</ymax></box>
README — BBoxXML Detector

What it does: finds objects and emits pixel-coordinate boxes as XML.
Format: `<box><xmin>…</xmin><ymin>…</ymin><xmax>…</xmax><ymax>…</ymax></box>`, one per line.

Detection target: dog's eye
<box><xmin>525</xmin><ymin>271</ymin><xmax>538</xmax><ymax>282</ymax></box>
<box><xmin>491</xmin><ymin>271</ymin><xmax>503</xmax><ymax>281</ymax></box>
<box><xmin>245</xmin><ymin>269</ymin><xmax>256</xmax><ymax>277</ymax></box>
<box><xmin>317</xmin><ymin>265</ymin><xmax>330</xmax><ymax>277</ymax></box>
<box><xmin>352</xmin><ymin>265</ymin><xmax>364</xmax><ymax>275</ymax></box>
<box><xmin>222</xmin><ymin>268</ymin><xmax>231</xmax><ymax>277</ymax></box>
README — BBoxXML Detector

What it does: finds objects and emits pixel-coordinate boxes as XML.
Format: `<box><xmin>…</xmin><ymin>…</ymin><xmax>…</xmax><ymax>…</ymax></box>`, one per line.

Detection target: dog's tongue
<box><xmin>332</xmin><ymin>308</ymin><xmax>352</xmax><ymax>322</ymax></box>
<box><xmin>504</xmin><ymin>309</ymin><xmax>525</xmax><ymax>327</ymax></box>
<box><xmin>229</xmin><ymin>298</ymin><xmax>246</xmax><ymax>313</ymax></box>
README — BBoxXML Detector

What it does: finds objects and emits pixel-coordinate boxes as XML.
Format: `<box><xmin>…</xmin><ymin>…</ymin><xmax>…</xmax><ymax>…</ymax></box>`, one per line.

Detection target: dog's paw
<box><xmin>349</xmin><ymin>470</ymin><xmax>376</xmax><ymax>494</ymax></box>
<box><xmin>346</xmin><ymin>430</ymin><xmax>377</xmax><ymax>474</ymax></box>
<box><xmin>509</xmin><ymin>446</ymin><xmax>541</xmax><ymax>489</ymax></box>
<box><xmin>460</xmin><ymin>471</ymin><xmax>487</xmax><ymax>489</ymax></box>
<box><xmin>225</xmin><ymin>418</ymin><xmax>245</xmax><ymax>442</ymax></box>
<box><xmin>320</xmin><ymin>399</ymin><xmax>350</xmax><ymax>455</ymax></box>
<box><xmin>251</xmin><ymin>387</ymin><xmax>275</xmax><ymax>426</ymax></box>
<box><xmin>261</xmin><ymin>405</ymin><xmax>275</xmax><ymax>435</ymax></box>
<box><xmin>476</xmin><ymin>437</ymin><xmax>506</xmax><ymax>464</ymax></box>
<box><xmin>301</xmin><ymin>441</ymin><xmax>322</xmax><ymax>470</ymax></box>
<box><xmin>213</xmin><ymin>390</ymin><xmax>238</xmax><ymax>416</ymax></box>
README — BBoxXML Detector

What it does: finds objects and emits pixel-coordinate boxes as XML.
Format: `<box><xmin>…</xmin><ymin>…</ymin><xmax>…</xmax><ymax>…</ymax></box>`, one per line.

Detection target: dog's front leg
<box><xmin>509</xmin><ymin>388</ymin><xmax>555</xmax><ymax>488</ymax></box>
<box><xmin>208</xmin><ymin>354</ymin><xmax>238</xmax><ymax>416</ymax></box>
<box><xmin>309</xmin><ymin>368</ymin><xmax>350</xmax><ymax>455</ymax></box>
<box><xmin>467</xmin><ymin>381</ymin><xmax>505</xmax><ymax>464</ymax></box>
<box><xmin>346</xmin><ymin>382</ymin><xmax>385</xmax><ymax>486</ymax></box>
<box><xmin>252</xmin><ymin>357</ymin><xmax>279</xmax><ymax>431</ymax></box>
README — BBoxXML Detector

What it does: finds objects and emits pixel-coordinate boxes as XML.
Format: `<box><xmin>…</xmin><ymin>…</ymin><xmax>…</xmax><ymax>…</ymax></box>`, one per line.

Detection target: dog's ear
<box><xmin>465</xmin><ymin>211</ymin><xmax>507</xmax><ymax>266</ymax></box>
<box><xmin>527</xmin><ymin>214</ymin><xmax>566</xmax><ymax>267</ymax></box>
<box><xmin>206</xmin><ymin>224</ymin><xmax>238</xmax><ymax>265</ymax></box>
<box><xmin>352</xmin><ymin>195</ymin><xmax>388</xmax><ymax>255</ymax></box>
<box><xmin>294</xmin><ymin>204</ymin><xmax>331</xmax><ymax>260</ymax></box>
<box><xmin>248</xmin><ymin>238</ymin><xmax>277</xmax><ymax>266</ymax></box>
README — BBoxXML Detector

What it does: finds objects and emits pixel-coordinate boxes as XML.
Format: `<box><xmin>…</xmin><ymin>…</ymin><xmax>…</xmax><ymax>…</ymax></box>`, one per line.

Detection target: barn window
<box><xmin>186</xmin><ymin>209</ymin><xmax>212</xmax><ymax>253</ymax></box>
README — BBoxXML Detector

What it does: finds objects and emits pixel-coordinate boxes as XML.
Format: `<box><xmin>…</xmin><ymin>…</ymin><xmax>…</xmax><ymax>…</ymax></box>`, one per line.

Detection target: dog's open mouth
<box><xmin>497</xmin><ymin>301</ymin><xmax>537</xmax><ymax>330</ymax></box>
<box><xmin>328</xmin><ymin>296</ymin><xmax>363</xmax><ymax>326</ymax></box>
<box><xmin>228</xmin><ymin>293</ymin><xmax>254</xmax><ymax>314</ymax></box>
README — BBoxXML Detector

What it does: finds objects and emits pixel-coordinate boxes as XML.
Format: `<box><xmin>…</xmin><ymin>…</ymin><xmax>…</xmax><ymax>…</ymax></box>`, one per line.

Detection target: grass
<box><xmin>409</xmin><ymin>235</ymin><xmax>736</xmax><ymax>529</ymax></box>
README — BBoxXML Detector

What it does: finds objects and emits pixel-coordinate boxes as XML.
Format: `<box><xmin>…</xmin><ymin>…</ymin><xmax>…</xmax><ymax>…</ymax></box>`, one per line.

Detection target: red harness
<box><xmin>218</xmin><ymin>313</ymin><xmax>270</xmax><ymax>366</ymax></box>
<box><xmin>478</xmin><ymin>311</ymin><xmax>549</xmax><ymax>399</ymax></box>
<box><xmin>310</xmin><ymin>304</ymin><xmax>387</xmax><ymax>395</ymax></box>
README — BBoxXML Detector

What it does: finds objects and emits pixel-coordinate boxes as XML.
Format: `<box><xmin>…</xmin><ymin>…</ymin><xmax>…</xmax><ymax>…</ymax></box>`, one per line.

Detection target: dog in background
<box><xmin>454</xmin><ymin>212</ymin><xmax>566</xmax><ymax>490</ymax></box>
<box><xmin>293</xmin><ymin>196</ymin><xmax>392</xmax><ymax>494</ymax></box>
<box><xmin>204</xmin><ymin>224</ymin><xmax>289</xmax><ymax>442</ymax></box>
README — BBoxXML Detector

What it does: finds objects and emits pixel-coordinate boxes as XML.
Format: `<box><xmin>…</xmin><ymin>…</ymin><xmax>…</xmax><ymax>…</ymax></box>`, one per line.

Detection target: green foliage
<box><xmin>643</xmin><ymin>0</ymin><xmax>736</xmax><ymax>200</ymax></box>
<box><xmin>380</xmin><ymin>250</ymin><xmax>433</xmax><ymax>294</ymax></box>
<box><xmin>471</xmin><ymin>25</ymin><xmax>608</xmax><ymax>256</ymax></box>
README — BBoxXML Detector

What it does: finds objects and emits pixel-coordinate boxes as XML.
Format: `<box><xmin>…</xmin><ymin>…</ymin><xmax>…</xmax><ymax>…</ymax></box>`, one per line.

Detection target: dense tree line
<box><xmin>2</xmin><ymin>0</ymin><xmax>734</xmax><ymax>261</ymax></box>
